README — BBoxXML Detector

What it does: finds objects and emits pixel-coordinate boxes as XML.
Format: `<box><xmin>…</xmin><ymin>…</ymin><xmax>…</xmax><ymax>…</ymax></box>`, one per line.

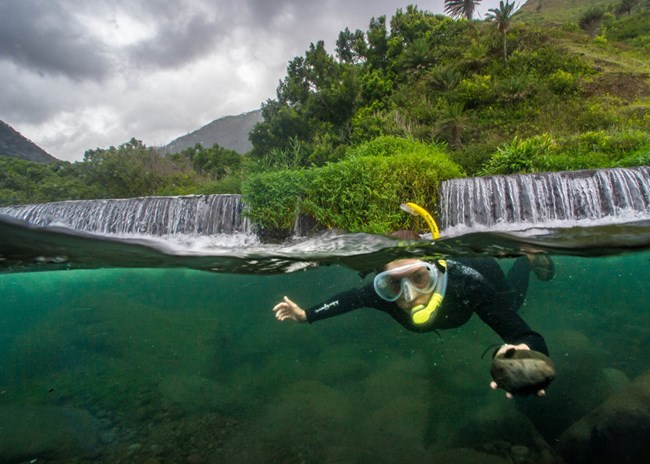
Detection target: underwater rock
<box><xmin>514</xmin><ymin>330</ymin><xmax>614</xmax><ymax>442</ymax></box>
<box><xmin>159</xmin><ymin>374</ymin><xmax>236</xmax><ymax>415</ymax></box>
<box><xmin>558</xmin><ymin>369</ymin><xmax>650</xmax><ymax>463</ymax></box>
<box><xmin>0</xmin><ymin>405</ymin><xmax>100</xmax><ymax>463</ymax></box>
<box><xmin>449</xmin><ymin>403</ymin><xmax>549</xmax><ymax>450</ymax></box>
<box><xmin>490</xmin><ymin>348</ymin><xmax>555</xmax><ymax>395</ymax></box>
<box><xmin>216</xmin><ymin>380</ymin><xmax>353</xmax><ymax>463</ymax></box>
<box><xmin>426</xmin><ymin>447</ymin><xmax>510</xmax><ymax>464</ymax></box>
<box><xmin>601</xmin><ymin>367</ymin><xmax>631</xmax><ymax>392</ymax></box>
<box><xmin>364</xmin><ymin>396</ymin><xmax>430</xmax><ymax>462</ymax></box>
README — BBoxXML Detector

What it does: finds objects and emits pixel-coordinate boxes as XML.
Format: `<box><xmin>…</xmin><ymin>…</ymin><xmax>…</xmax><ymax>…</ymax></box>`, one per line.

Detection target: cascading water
<box><xmin>2</xmin><ymin>167</ymin><xmax>649</xmax><ymax>241</ymax></box>
<box><xmin>439</xmin><ymin>166</ymin><xmax>650</xmax><ymax>232</ymax></box>
<box><xmin>0</xmin><ymin>194</ymin><xmax>252</xmax><ymax>236</ymax></box>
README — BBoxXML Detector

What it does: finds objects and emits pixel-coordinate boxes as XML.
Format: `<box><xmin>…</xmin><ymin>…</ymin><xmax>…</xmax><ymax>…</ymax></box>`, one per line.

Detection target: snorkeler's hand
<box><xmin>273</xmin><ymin>296</ymin><xmax>307</xmax><ymax>323</ymax></box>
<box><xmin>489</xmin><ymin>344</ymin><xmax>549</xmax><ymax>399</ymax></box>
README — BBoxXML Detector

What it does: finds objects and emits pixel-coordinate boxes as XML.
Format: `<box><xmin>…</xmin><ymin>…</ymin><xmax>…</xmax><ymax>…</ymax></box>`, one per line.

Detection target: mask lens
<box><xmin>373</xmin><ymin>262</ymin><xmax>438</xmax><ymax>301</ymax></box>
<box><xmin>410</xmin><ymin>268</ymin><xmax>433</xmax><ymax>289</ymax></box>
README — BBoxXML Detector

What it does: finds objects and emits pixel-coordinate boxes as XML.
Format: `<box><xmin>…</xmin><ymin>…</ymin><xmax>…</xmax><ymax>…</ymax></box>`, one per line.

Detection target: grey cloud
<box><xmin>0</xmin><ymin>61</ymin><xmax>80</xmax><ymax>125</ymax></box>
<box><xmin>127</xmin><ymin>13</ymin><xmax>224</xmax><ymax>69</ymax></box>
<box><xmin>0</xmin><ymin>0</ymin><xmax>113</xmax><ymax>79</ymax></box>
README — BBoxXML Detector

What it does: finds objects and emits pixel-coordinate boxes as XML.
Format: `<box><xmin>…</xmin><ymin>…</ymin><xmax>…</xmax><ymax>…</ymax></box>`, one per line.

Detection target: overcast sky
<box><xmin>1</xmin><ymin>0</ymin><xmax>505</xmax><ymax>161</ymax></box>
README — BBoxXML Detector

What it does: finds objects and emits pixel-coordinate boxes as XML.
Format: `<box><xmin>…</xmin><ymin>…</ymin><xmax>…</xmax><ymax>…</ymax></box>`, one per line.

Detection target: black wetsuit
<box><xmin>305</xmin><ymin>257</ymin><xmax>549</xmax><ymax>355</ymax></box>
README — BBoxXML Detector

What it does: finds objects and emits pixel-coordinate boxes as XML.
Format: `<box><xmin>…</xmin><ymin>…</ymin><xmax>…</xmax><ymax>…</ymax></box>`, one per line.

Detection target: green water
<box><xmin>1</xmin><ymin>252</ymin><xmax>649</xmax><ymax>463</ymax></box>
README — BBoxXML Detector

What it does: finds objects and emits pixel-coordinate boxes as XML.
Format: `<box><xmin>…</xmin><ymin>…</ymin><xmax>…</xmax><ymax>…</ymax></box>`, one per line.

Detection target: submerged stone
<box><xmin>558</xmin><ymin>369</ymin><xmax>650</xmax><ymax>464</ymax></box>
<box><xmin>0</xmin><ymin>405</ymin><xmax>100</xmax><ymax>463</ymax></box>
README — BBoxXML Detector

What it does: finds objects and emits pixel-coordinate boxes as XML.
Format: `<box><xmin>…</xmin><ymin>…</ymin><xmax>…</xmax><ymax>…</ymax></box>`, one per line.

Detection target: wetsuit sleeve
<box><xmin>449</xmin><ymin>260</ymin><xmax>549</xmax><ymax>355</ymax></box>
<box><xmin>475</xmin><ymin>296</ymin><xmax>549</xmax><ymax>355</ymax></box>
<box><xmin>305</xmin><ymin>283</ymin><xmax>379</xmax><ymax>323</ymax></box>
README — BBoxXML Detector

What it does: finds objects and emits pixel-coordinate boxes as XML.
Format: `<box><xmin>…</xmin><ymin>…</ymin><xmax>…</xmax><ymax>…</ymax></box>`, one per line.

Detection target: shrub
<box><xmin>242</xmin><ymin>137</ymin><xmax>465</xmax><ymax>235</ymax></box>
<box><xmin>480</xmin><ymin>135</ymin><xmax>556</xmax><ymax>175</ymax></box>
<box><xmin>241</xmin><ymin>169</ymin><xmax>312</xmax><ymax>233</ymax></box>
<box><xmin>480</xmin><ymin>130</ymin><xmax>650</xmax><ymax>175</ymax></box>
<box><xmin>570</xmin><ymin>129</ymin><xmax>650</xmax><ymax>158</ymax></box>
<box><xmin>579</xmin><ymin>6</ymin><xmax>606</xmax><ymax>38</ymax></box>
<box><xmin>301</xmin><ymin>144</ymin><xmax>464</xmax><ymax>234</ymax></box>
<box><xmin>453</xmin><ymin>75</ymin><xmax>494</xmax><ymax>108</ymax></box>
<box><xmin>618</xmin><ymin>143</ymin><xmax>650</xmax><ymax>167</ymax></box>
<box><xmin>547</xmin><ymin>69</ymin><xmax>579</xmax><ymax>95</ymax></box>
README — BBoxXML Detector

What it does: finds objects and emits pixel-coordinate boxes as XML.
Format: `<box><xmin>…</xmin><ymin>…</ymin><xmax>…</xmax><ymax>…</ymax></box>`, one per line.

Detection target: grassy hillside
<box><xmin>517</xmin><ymin>0</ymin><xmax>650</xmax><ymax>52</ymax></box>
<box><xmin>516</xmin><ymin>0</ymin><xmax>616</xmax><ymax>25</ymax></box>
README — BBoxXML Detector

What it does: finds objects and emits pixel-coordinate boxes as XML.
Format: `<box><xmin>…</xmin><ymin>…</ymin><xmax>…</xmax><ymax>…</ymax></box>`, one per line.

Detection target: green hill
<box><xmin>240</xmin><ymin>0</ymin><xmax>650</xmax><ymax>233</ymax></box>
<box><xmin>247</xmin><ymin>2</ymin><xmax>649</xmax><ymax>175</ymax></box>
<box><xmin>516</xmin><ymin>0</ymin><xmax>616</xmax><ymax>26</ymax></box>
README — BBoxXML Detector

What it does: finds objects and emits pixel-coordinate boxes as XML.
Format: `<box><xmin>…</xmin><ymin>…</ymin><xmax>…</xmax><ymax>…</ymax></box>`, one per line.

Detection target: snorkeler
<box><xmin>272</xmin><ymin>254</ymin><xmax>555</xmax><ymax>399</ymax></box>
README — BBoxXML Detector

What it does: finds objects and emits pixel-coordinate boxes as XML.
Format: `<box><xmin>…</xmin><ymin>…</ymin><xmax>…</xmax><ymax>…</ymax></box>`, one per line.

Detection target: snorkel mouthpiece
<box><xmin>411</xmin><ymin>293</ymin><xmax>444</xmax><ymax>325</ymax></box>
<box><xmin>410</xmin><ymin>260</ymin><xmax>448</xmax><ymax>327</ymax></box>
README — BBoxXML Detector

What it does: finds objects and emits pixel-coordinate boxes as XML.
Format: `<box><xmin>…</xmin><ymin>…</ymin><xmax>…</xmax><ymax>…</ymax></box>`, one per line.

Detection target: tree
<box><xmin>175</xmin><ymin>143</ymin><xmax>242</xmax><ymax>180</ymax></box>
<box><xmin>578</xmin><ymin>7</ymin><xmax>605</xmax><ymax>38</ymax></box>
<box><xmin>486</xmin><ymin>1</ymin><xmax>517</xmax><ymax>67</ymax></box>
<box><xmin>435</xmin><ymin>101</ymin><xmax>468</xmax><ymax>148</ymax></box>
<box><xmin>366</xmin><ymin>16</ymin><xmax>389</xmax><ymax>69</ymax></box>
<box><xmin>616</xmin><ymin>0</ymin><xmax>637</xmax><ymax>16</ymax></box>
<box><xmin>81</xmin><ymin>138</ymin><xmax>179</xmax><ymax>198</ymax></box>
<box><xmin>335</xmin><ymin>27</ymin><xmax>366</xmax><ymax>64</ymax></box>
<box><xmin>444</xmin><ymin>0</ymin><xmax>483</xmax><ymax>20</ymax></box>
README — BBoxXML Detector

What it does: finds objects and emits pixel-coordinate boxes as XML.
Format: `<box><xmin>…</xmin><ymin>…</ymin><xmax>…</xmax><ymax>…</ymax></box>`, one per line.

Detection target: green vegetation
<box><xmin>0</xmin><ymin>139</ymin><xmax>249</xmax><ymax>206</ymax></box>
<box><xmin>0</xmin><ymin>157</ymin><xmax>97</xmax><ymax>206</ymax></box>
<box><xmin>479</xmin><ymin>129</ymin><xmax>650</xmax><ymax>174</ymax></box>
<box><xmin>486</xmin><ymin>1</ymin><xmax>518</xmax><ymax>66</ymax></box>
<box><xmin>1</xmin><ymin>0</ymin><xmax>649</xmax><ymax>236</ymax></box>
<box><xmin>444</xmin><ymin>0</ymin><xmax>483</xmax><ymax>20</ymax></box>
<box><xmin>242</xmin><ymin>137</ymin><xmax>464</xmax><ymax>236</ymax></box>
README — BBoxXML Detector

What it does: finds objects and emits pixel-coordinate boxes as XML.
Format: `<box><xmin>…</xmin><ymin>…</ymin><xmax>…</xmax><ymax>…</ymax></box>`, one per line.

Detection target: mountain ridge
<box><xmin>0</xmin><ymin>120</ymin><xmax>58</xmax><ymax>163</ymax></box>
<box><xmin>162</xmin><ymin>109</ymin><xmax>263</xmax><ymax>155</ymax></box>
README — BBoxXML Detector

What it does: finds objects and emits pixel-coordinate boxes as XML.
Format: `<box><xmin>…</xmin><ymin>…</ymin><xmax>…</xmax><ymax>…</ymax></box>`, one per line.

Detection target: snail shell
<box><xmin>491</xmin><ymin>348</ymin><xmax>556</xmax><ymax>396</ymax></box>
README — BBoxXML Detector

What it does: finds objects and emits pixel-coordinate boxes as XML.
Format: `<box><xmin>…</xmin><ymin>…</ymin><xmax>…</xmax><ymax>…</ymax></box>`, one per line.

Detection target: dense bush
<box><xmin>479</xmin><ymin>130</ymin><xmax>650</xmax><ymax>175</ymax></box>
<box><xmin>241</xmin><ymin>169</ymin><xmax>312</xmax><ymax>233</ymax></box>
<box><xmin>0</xmin><ymin>157</ymin><xmax>99</xmax><ymax>206</ymax></box>
<box><xmin>242</xmin><ymin>137</ymin><xmax>464</xmax><ymax>235</ymax></box>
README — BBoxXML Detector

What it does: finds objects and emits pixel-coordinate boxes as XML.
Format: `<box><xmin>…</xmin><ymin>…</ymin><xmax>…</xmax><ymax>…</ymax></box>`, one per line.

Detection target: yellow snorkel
<box><xmin>400</xmin><ymin>202</ymin><xmax>440</xmax><ymax>239</ymax></box>
<box><xmin>399</xmin><ymin>202</ymin><xmax>446</xmax><ymax>327</ymax></box>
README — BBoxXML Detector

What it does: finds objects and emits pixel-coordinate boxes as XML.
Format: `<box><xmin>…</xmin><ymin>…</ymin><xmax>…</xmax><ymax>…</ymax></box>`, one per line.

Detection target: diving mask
<box><xmin>374</xmin><ymin>260</ymin><xmax>448</xmax><ymax>327</ymax></box>
<box><xmin>373</xmin><ymin>262</ymin><xmax>438</xmax><ymax>302</ymax></box>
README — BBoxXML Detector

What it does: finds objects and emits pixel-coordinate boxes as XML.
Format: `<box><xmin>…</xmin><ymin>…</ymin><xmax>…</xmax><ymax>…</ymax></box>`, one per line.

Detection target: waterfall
<box><xmin>2</xmin><ymin>167</ymin><xmax>649</xmax><ymax>239</ymax></box>
<box><xmin>0</xmin><ymin>194</ymin><xmax>252</xmax><ymax>236</ymax></box>
<box><xmin>439</xmin><ymin>166</ymin><xmax>650</xmax><ymax>231</ymax></box>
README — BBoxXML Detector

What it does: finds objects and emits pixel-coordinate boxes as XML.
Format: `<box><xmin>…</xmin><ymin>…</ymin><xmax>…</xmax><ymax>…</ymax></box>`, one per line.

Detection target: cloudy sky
<box><xmin>1</xmin><ymin>0</ymin><xmax>504</xmax><ymax>162</ymax></box>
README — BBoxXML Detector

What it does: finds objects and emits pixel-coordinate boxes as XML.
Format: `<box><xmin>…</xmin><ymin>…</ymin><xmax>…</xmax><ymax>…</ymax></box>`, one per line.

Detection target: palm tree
<box><xmin>579</xmin><ymin>7</ymin><xmax>605</xmax><ymax>37</ymax></box>
<box><xmin>616</xmin><ymin>0</ymin><xmax>636</xmax><ymax>16</ymax></box>
<box><xmin>486</xmin><ymin>1</ymin><xmax>517</xmax><ymax>67</ymax></box>
<box><xmin>435</xmin><ymin>101</ymin><xmax>468</xmax><ymax>149</ymax></box>
<box><xmin>444</xmin><ymin>0</ymin><xmax>483</xmax><ymax>20</ymax></box>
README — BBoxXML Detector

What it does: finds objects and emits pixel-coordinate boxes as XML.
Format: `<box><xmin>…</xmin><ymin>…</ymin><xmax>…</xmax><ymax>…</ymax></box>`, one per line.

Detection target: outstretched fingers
<box><xmin>272</xmin><ymin>296</ymin><xmax>303</xmax><ymax>322</ymax></box>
